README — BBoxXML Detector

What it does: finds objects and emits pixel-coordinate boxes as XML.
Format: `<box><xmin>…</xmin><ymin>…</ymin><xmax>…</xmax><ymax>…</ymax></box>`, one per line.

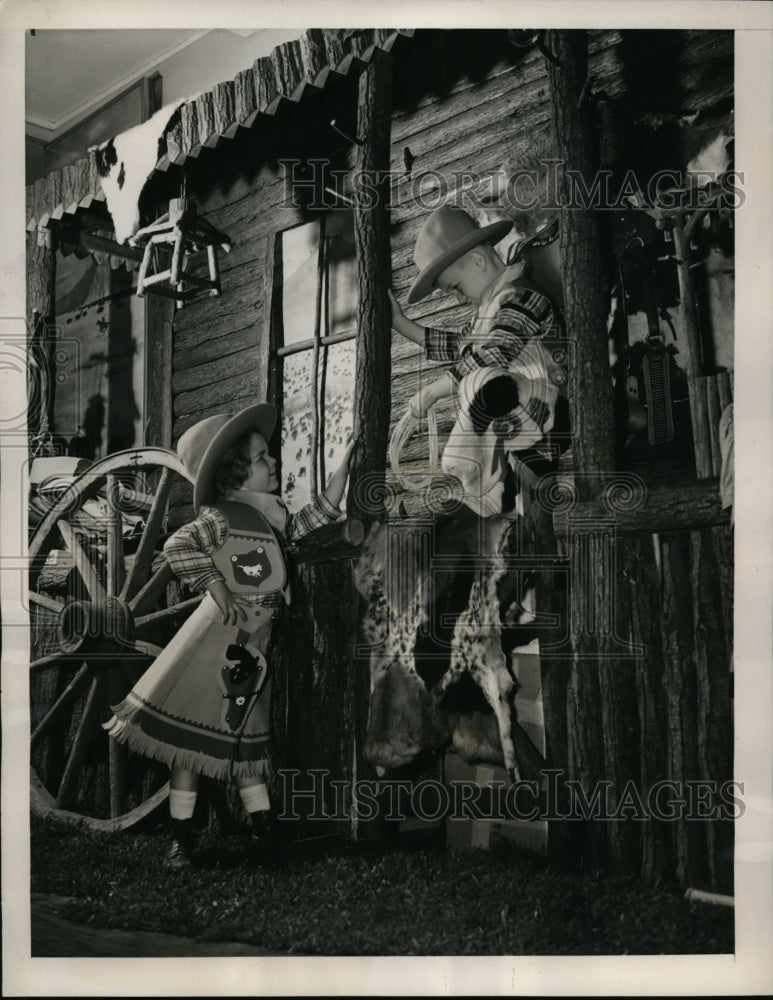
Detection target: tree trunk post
<box><xmin>348</xmin><ymin>47</ymin><xmax>393</xmax><ymax>530</ymax></box>
<box><xmin>26</xmin><ymin>229</ymin><xmax>57</xmax><ymax>445</ymax></box>
<box><xmin>545</xmin><ymin>31</ymin><xmax>638</xmax><ymax>873</ymax></box>
<box><xmin>545</xmin><ymin>29</ymin><xmax>616</xmax><ymax>485</ymax></box>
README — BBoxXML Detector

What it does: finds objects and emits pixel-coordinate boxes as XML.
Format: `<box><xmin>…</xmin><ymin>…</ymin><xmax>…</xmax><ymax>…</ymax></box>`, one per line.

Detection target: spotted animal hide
<box><xmin>354</xmin><ymin>509</ymin><xmax>537</xmax><ymax>777</ymax></box>
<box><xmin>90</xmin><ymin>99</ymin><xmax>193</xmax><ymax>244</ymax></box>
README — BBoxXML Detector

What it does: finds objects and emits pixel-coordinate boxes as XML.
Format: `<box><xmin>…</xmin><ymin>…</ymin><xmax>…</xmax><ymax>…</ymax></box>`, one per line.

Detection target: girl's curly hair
<box><xmin>212</xmin><ymin>428</ymin><xmax>255</xmax><ymax>501</ymax></box>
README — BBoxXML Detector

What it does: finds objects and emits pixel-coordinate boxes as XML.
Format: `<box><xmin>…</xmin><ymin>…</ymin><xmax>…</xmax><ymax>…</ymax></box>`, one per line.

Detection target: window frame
<box><xmin>269</xmin><ymin>211</ymin><xmax>358</xmax><ymax>505</ymax></box>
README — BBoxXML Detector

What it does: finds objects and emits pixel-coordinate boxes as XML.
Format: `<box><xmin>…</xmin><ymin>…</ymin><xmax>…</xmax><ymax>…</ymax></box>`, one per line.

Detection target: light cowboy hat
<box><xmin>407</xmin><ymin>205</ymin><xmax>513</xmax><ymax>304</ymax></box>
<box><xmin>177</xmin><ymin>402</ymin><xmax>277</xmax><ymax>510</ymax></box>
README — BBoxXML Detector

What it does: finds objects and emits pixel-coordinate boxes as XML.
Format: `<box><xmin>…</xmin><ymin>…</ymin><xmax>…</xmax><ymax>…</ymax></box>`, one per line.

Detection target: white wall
<box><xmin>154</xmin><ymin>29</ymin><xmax>303</xmax><ymax>107</ymax></box>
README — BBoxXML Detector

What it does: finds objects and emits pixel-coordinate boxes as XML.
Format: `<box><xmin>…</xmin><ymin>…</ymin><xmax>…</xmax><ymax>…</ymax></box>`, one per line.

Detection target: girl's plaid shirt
<box><xmin>163</xmin><ymin>492</ymin><xmax>340</xmax><ymax>594</ymax></box>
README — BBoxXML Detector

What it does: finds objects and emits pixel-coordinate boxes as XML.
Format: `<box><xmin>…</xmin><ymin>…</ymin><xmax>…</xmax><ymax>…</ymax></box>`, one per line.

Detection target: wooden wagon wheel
<box><xmin>28</xmin><ymin>447</ymin><xmax>201</xmax><ymax>831</ymax></box>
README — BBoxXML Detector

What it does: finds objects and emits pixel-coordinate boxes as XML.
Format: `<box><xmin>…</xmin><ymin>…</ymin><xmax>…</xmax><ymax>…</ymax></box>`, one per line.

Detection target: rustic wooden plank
<box><xmin>173</xmin><ymin>281</ymin><xmax>262</xmax><ymax>342</ymax></box>
<box><xmin>625</xmin><ymin>534</ymin><xmax>672</xmax><ymax>883</ymax></box>
<box><xmin>253</xmin><ymin>54</ymin><xmax>278</xmax><ymax>109</ymax></box>
<box><xmin>59</xmin><ymin>229</ymin><xmax>143</xmax><ymax>262</ymax></box>
<box><xmin>256</xmin><ymin>231</ymin><xmax>276</xmax><ymax>405</ymax></box>
<box><xmin>234</xmin><ymin>68</ymin><xmax>257</xmax><ymax>122</ymax></box>
<box><xmin>712</xmin><ymin>523</ymin><xmax>734</xmax><ymax>654</ymax></box>
<box><xmin>717</xmin><ymin>370</ymin><xmax>733</xmax><ymax>411</ymax></box>
<box><xmin>547</xmin><ymin>30</ymin><xmax>615</xmax><ymax>494</ymax></box>
<box><xmin>371</xmin><ymin>28</ymin><xmax>397</xmax><ymax>51</ymax></box>
<box><xmin>60</xmin><ymin>163</ymin><xmax>80</xmax><ymax>213</ymax></box>
<box><xmin>26</xmin><ymin>229</ymin><xmax>57</xmax><ymax>436</ymax></box>
<box><xmin>272</xmin><ymin>37</ymin><xmax>304</xmax><ymax>97</ymax></box>
<box><xmin>348</xmin><ymin>47</ymin><xmax>394</xmax><ymax>529</ymax></box>
<box><xmin>690</xmin><ymin>527</ymin><xmax>733</xmax><ymax>892</ymax></box>
<box><xmin>553</xmin><ymin>478</ymin><xmax>728</xmax><ymax>539</ymax></box>
<box><xmin>322</xmin><ymin>29</ymin><xmax>348</xmax><ymax>70</ymax></box>
<box><xmin>181</xmin><ymin>101</ymin><xmax>200</xmax><ymax>156</ymax></box>
<box><xmin>546</xmin><ymin>30</ymin><xmax>628</xmax><ymax>874</ymax></box>
<box><xmin>26</xmin><ymin>174</ymin><xmax>34</xmax><ymax>225</ymax></box>
<box><xmin>706</xmin><ymin>374</ymin><xmax>722</xmax><ymax>477</ymax></box>
<box><xmin>145</xmin><ymin>296</ymin><xmax>175</xmax><ymax>449</ymax></box>
<box><xmin>300</xmin><ymin>28</ymin><xmax>330</xmax><ymax>81</ymax></box>
<box><xmin>33</xmin><ymin>176</ymin><xmax>48</xmax><ymax>223</ymax></box>
<box><xmin>47</xmin><ymin>171</ymin><xmax>62</xmax><ymax>220</ymax></box>
<box><xmin>269</xmin><ymin>558</ymin><xmax>363</xmax><ymax>835</ymax></box>
<box><xmin>660</xmin><ymin>531</ymin><xmax>708</xmax><ymax>888</ymax></box>
<box><xmin>292</xmin><ymin>518</ymin><xmax>364</xmax><ymax>556</ymax></box>
<box><xmin>172</xmin><ymin>342</ymin><xmax>263</xmax><ymax>395</ymax></box>
<box><xmin>174</xmin><ymin>323</ymin><xmax>259</xmax><ymax>373</ymax></box>
<box><xmin>174</xmin><ymin>370</ymin><xmax>261</xmax><ymax>423</ymax></box>
<box><xmin>211</xmin><ymin>80</ymin><xmax>236</xmax><ymax>141</ymax></box>
<box><xmin>690</xmin><ymin>376</ymin><xmax>713</xmax><ymax>479</ymax></box>
<box><xmin>673</xmin><ymin>224</ymin><xmax>707</xmax><ymax>481</ymax></box>
<box><xmin>196</xmin><ymin>90</ymin><xmax>216</xmax><ymax>145</ymax></box>
<box><xmin>385</xmin><ymin>35</ymin><xmax>730</xmax><ymax>214</ymax></box>
<box><xmin>520</xmin><ymin>486</ymin><xmax>574</xmax><ymax>864</ymax></box>
<box><xmin>165</xmin><ymin>117</ymin><xmax>184</xmax><ymax>163</ymax></box>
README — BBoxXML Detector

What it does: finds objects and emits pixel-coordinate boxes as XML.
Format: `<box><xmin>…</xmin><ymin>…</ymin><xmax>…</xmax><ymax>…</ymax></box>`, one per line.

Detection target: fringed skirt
<box><xmin>104</xmin><ymin>591</ymin><xmax>281</xmax><ymax>780</ymax></box>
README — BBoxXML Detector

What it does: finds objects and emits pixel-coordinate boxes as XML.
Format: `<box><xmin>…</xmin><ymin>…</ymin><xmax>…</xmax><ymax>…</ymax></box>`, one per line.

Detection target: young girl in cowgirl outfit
<box><xmin>105</xmin><ymin>402</ymin><xmax>354</xmax><ymax>868</ymax></box>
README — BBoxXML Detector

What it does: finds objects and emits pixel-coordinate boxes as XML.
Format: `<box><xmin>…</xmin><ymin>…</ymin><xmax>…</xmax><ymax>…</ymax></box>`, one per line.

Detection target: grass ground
<box><xmin>30</xmin><ymin>815</ymin><xmax>733</xmax><ymax>956</ymax></box>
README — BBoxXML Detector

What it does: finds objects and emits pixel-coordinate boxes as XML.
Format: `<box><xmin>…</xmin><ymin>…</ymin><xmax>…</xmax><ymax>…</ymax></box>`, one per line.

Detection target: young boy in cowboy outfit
<box><xmin>389</xmin><ymin>205</ymin><xmax>569</xmax><ymax>515</ymax></box>
<box><xmin>105</xmin><ymin>403</ymin><xmax>353</xmax><ymax>868</ymax></box>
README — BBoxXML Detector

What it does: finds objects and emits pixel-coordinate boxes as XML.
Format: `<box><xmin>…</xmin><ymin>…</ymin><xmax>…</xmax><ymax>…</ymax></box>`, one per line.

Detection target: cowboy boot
<box><xmin>165</xmin><ymin>818</ymin><xmax>195</xmax><ymax>870</ymax></box>
<box><xmin>248</xmin><ymin>810</ymin><xmax>281</xmax><ymax>849</ymax></box>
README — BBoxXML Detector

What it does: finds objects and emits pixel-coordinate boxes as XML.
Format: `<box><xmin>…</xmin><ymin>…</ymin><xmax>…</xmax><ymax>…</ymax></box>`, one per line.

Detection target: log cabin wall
<box><xmin>380</xmin><ymin>28</ymin><xmax>733</xmax><ymax>884</ymax></box>
<box><xmin>158</xmin><ymin>29</ymin><xmax>734</xmax><ymax>869</ymax></box>
<box><xmin>24</xmin><ymin>29</ymin><xmax>734</xmax><ymax>868</ymax></box>
<box><xmin>162</xmin><ymin>64</ymin><xmax>386</xmax><ymax>832</ymax></box>
<box><xmin>384</xmin><ymin>29</ymin><xmax>734</xmax><ymax>506</ymax></box>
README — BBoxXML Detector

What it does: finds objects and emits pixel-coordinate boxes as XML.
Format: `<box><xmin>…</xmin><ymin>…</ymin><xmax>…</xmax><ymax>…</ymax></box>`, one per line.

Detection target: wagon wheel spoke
<box><xmin>107</xmin><ymin>670</ymin><xmax>128</xmax><ymax>818</ymax></box>
<box><xmin>31</xmin><ymin>663</ymin><xmax>91</xmax><ymax>744</ymax></box>
<box><xmin>28</xmin><ymin>590</ymin><xmax>65</xmax><ymax>614</ymax></box>
<box><xmin>127</xmin><ymin>560</ymin><xmax>174</xmax><ymax>617</ymax></box>
<box><xmin>120</xmin><ymin>467</ymin><xmax>172</xmax><ymax>603</ymax></box>
<box><xmin>134</xmin><ymin>595</ymin><xmax>203</xmax><ymax>633</ymax></box>
<box><xmin>55</xmin><ymin>674</ymin><xmax>107</xmax><ymax>809</ymax></box>
<box><xmin>56</xmin><ymin>520</ymin><xmax>107</xmax><ymax>603</ymax></box>
<box><xmin>30</xmin><ymin>651</ymin><xmax>83</xmax><ymax>675</ymax></box>
<box><xmin>105</xmin><ymin>474</ymin><xmax>125</xmax><ymax>598</ymax></box>
<box><xmin>131</xmin><ymin>639</ymin><xmax>165</xmax><ymax>658</ymax></box>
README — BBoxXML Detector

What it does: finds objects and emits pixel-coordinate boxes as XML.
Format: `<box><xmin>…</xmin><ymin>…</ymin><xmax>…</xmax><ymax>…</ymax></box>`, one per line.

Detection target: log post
<box><xmin>545</xmin><ymin>31</ymin><xmax>637</xmax><ymax>873</ymax></box>
<box><xmin>26</xmin><ymin>229</ymin><xmax>57</xmax><ymax>444</ymax></box>
<box><xmin>545</xmin><ymin>30</ymin><xmax>616</xmax><ymax>489</ymax></box>
<box><xmin>145</xmin><ymin>296</ymin><xmax>175</xmax><ymax>448</ymax></box>
<box><xmin>347</xmin><ymin>47</ymin><xmax>393</xmax><ymax>530</ymax></box>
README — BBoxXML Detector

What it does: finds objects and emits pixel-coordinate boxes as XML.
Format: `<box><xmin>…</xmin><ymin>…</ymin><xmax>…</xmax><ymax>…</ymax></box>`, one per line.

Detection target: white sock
<box><xmin>239</xmin><ymin>782</ymin><xmax>270</xmax><ymax>813</ymax></box>
<box><xmin>169</xmin><ymin>788</ymin><xmax>197</xmax><ymax>820</ymax></box>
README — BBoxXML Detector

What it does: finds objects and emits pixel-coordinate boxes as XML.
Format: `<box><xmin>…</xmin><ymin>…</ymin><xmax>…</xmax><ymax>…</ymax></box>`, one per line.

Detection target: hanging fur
<box><xmin>354</xmin><ymin>510</ymin><xmax>534</xmax><ymax>777</ymax></box>
<box><xmin>91</xmin><ymin>98</ymin><xmax>197</xmax><ymax>244</ymax></box>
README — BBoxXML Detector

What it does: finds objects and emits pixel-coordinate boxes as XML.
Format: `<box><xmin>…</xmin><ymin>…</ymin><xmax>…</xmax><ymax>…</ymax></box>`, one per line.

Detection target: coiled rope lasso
<box><xmin>388</xmin><ymin>407</ymin><xmax>440</xmax><ymax>490</ymax></box>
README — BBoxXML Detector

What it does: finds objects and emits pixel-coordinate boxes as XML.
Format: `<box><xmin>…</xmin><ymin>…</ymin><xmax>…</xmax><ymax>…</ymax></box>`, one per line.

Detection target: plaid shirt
<box><xmin>424</xmin><ymin>265</ymin><xmax>567</xmax><ymax>456</ymax></box>
<box><xmin>163</xmin><ymin>492</ymin><xmax>340</xmax><ymax>594</ymax></box>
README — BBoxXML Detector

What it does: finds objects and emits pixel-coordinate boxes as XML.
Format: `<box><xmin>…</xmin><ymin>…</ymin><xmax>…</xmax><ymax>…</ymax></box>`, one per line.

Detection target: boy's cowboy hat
<box><xmin>177</xmin><ymin>402</ymin><xmax>277</xmax><ymax>510</ymax></box>
<box><xmin>407</xmin><ymin>205</ymin><xmax>513</xmax><ymax>304</ymax></box>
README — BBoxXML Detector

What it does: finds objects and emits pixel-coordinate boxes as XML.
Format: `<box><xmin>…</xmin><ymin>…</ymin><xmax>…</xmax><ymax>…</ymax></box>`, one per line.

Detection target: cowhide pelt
<box><xmin>91</xmin><ymin>98</ymin><xmax>195</xmax><ymax>244</ymax></box>
<box><xmin>354</xmin><ymin>508</ymin><xmax>537</xmax><ymax>779</ymax></box>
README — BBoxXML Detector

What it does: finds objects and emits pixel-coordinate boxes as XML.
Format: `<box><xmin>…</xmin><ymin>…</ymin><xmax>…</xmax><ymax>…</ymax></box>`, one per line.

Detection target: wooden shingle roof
<box><xmin>26</xmin><ymin>28</ymin><xmax>415</xmax><ymax>234</ymax></box>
